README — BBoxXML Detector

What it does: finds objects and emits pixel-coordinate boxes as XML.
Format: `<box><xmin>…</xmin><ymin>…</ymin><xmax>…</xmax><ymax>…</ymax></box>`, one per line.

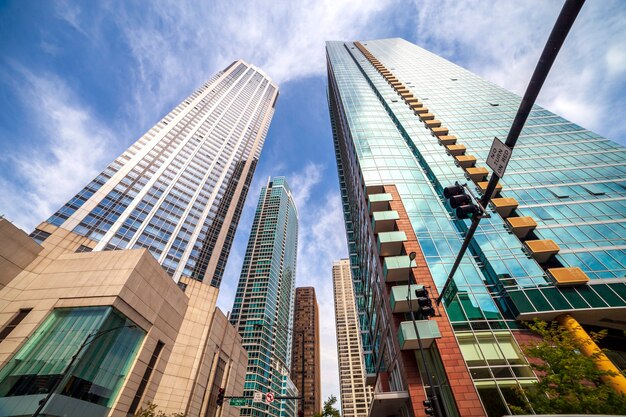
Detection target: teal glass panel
<box><xmin>539</xmin><ymin>288</ymin><xmax>571</xmax><ymax>311</ymax></box>
<box><xmin>507</xmin><ymin>291</ymin><xmax>535</xmax><ymax>314</ymax></box>
<box><xmin>524</xmin><ymin>289</ymin><xmax>553</xmax><ymax>312</ymax></box>
<box><xmin>575</xmin><ymin>287</ymin><xmax>608</xmax><ymax>308</ymax></box>
<box><xmin>0</xmin><ymin>306</ymin><xmax>144</xmax><ymax>408</ymax></box>
<box><xmin>592</xmin><ymin>284</ymin><xmax>626</xmax><ymax>307</ymax></box>
<box><xmin>559</xmin><ymin>287</ymin><xmax>590</xmax><ymax>309</ymax></box>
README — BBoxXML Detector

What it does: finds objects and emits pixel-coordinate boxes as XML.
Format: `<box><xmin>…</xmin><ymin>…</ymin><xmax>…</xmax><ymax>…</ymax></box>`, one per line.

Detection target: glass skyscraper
<box><xmin>327</xmin><ymin>38</ymin><xmax>626</xmax><ymax>417</ymax></box>
<box><xmin>32</xmin><ymin>60</ymin><xmax>279</xmax><ymax>288</ymax></box>
<box><xmin>230</xmin><ymin>177</ymin><xmax>299</xmax><ymax>417</ymax></box>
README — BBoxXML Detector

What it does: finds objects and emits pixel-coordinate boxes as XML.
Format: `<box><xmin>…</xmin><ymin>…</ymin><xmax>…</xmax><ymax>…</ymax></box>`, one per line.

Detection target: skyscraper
<box><xmin>332</xmin><ymin>259</ymin><xmax>371</xmax><ymax>417</ymax></box>
<box><xmin>292</xmin><ymin>287</ymin><xmax>321</xmax><ymax>417</ymax></box>
<box><xmin>230</xmin><ymin>177</ymin><xmax>299</xmax><ymax>417</ymax></box>
<box><xmin>0</xmin><ymin>60</ymin><xmax>278</xmax><ymax>417</ymax></box>
<box><xmin>31</xmin><ymin>59</ymin><xmax>278</xmax><ymax>288</ymax></box>
<box><xmin>327</xmin><ymin>38</ymin><xmax>626</xmax><ymax>417</ymax></box>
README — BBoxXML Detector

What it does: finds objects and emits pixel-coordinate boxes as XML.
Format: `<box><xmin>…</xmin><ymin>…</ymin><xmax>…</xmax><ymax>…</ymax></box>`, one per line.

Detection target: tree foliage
<box><xmin>133</xmin><ymin>402</ymin><xmax>185</xmax><ymax>417</ymax></box>
<box><xmin>313</xmin><ymin>395</ymin><xmax>341</xmax><ymax>417</ymax></box>
<box><xmin>511</xmin><ymin>320</ymin><xmax>626</xmax><ymax>415</ymax></box>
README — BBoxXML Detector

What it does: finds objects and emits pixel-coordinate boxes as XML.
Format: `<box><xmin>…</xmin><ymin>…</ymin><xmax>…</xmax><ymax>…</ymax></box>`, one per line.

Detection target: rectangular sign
<box><xmin>230</xmin><ymin>398</ymin><xmax>246</xmax><ymax>407</ymax></box>
<box><xmin>253</xmin><ymin>392</ymin><xmax>263</xmax><ymax>403</ymax></box>
<box><xmin>486</xmin><ymin>137</ymin><xmax>512</xmax><ymax>178</ymax></box>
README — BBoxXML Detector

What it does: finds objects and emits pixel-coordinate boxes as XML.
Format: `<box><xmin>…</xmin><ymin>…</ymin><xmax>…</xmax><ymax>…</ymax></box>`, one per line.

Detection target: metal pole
<box><xmin>406</xmin><ymin>252</ymin><xmax>444</xmax><ymax>417</ymax></box>
<box><xmin>32</xmin><ymin>324</ymin><xmax>137</xmax><ymax>417</ymax></box>
<box><xmin>436</xmin><ymin>0</ymin><xmax>586</xmax><ymax>306</ymax></box>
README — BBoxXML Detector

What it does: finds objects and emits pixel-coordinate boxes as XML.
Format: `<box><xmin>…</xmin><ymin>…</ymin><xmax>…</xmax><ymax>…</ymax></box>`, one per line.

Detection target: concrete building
<box><xmin>327</xmin><ymin>38</ymin><xmax>626</xmax><ymax>417</ymax></box>
<box><xmin>291</xmin><ymin>287</ymin><xmax>321</xmax><ymax>417</ymax></box>
<box><xmin>230</xmin><ymin>177</ymin><xmax>299</xmax><ymax>417</ymax></box>
<box><xmin>332</xmin><ymin>259</ymin><xmax>371</xmax><ymax>417</ymax></box>
<box><xmin>0</xmin><ymin>59</ymin><xmax>278</xmax><ymax>417</ymax></box>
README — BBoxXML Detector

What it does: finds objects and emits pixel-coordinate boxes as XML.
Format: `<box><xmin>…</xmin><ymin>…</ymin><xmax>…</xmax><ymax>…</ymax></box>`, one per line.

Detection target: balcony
<box><xmin>405</xmin><ymin>97</ymin><xmax>419</xmax><ymax>104</ymax></box>
<box><xmin>491</xmin><ymin>197</ymin><xmax>518</xmax><ymax>218</ymax></box>
<box><xmin>372</xmin><ymin>210</ymin><xmax>399</xmax><ymax>233</ymax></box>
<box><xmin>431</xmin><ymin>127</ymin><xmax>449</xmax><ymax>136</ymax></box>
<box><xmin>506</xmin><ymin>216</ymin><xmax>537</xmax><ymax>238</ymax></box>
<box><xmin>368</xmin><ymin>391</ymin><xmax>410</xmax><ymax>417</ymax></box>
<box><xmin>547</xmin><ymin>267</ymin><xmax>590</xmax><ymax>287</ymax></box>
<box><xmin>524</xmin><ymin>239</ymin><xmax>560</xmax><ymax>264</ymax></box>
<box><xmin>390</xmin><ymin>285</ymin><xmax>426</xmax><ymax>313</ymax></box>
<box><xmin>477</xmin><ymin>181</ymin><xmax>502</xmax><ymax>195</ymax></box>
<box><xmin>414</xmin><ymin>107</ymin><xmax>429</xmax><ymax>114</ymax></box>
<box><xmin>446</xmin><ymin>144</ymin><xmax>466</xmax><ymax>156</ymax></box>
<box><xmin>368</xmin><ymin>193</ymin><xmax>393</xmax><ymax>214</ymax></box>
<box><xmin>398</xmin><ymin>320</ymin><xmax>441</xmax><ymax>349</ymax></box>
<box><xmin>438</xmin><ymin>135</ymin><xmax>457</xmax><ymax>145</ymax></box>
<box><xmin>383</xmin><ymin>255</ymin><xmax>416</xmax><ymax>282</ymax></box>
<box><xmin>465</xmin><ymin>166</ymin><xmax>488</xmax><ymax>182</ymax></box>
<box><xmin>366</xmin><ymin>184</ymin><xmax>385</xmax><ymax>196</ymax></box>
<box><xmin>377</xmin><ymin>231</ymin><xmax>407</xmax><ymax>256</ymax></box>
<box><xmin>419</xmin><ymin>112</ymin><xmax>435</xmax><ymax>120</ymax></box>
<box><xmin>454</xmin><ymin>155</ymin><xmax>477</xmax><ymax>168</ymax></box>
<box><xmin>409</xmin><ymin>101</ymin><xmax>424</xmax><ymax>110</ymax></box>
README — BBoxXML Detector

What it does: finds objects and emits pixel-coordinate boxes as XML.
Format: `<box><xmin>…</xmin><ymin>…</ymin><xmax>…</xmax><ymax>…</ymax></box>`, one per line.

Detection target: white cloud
<box><xmin>0</xmin><ymin>66</ymin><xmax>116</xmax><ymax>231</ymax></box>
<box><xmin>413</xmin><ymin>0</ymin><xmax>626</xmax><ymax>143</ymax></box>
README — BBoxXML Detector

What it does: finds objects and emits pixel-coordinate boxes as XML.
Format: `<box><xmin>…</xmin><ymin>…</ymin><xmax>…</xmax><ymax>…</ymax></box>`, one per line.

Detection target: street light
<box><xmin>253</xmin><ymin>322</ymin><xmax>305</xmax><ymax>417</ymax></box>
<box><xmin>32</xmin><ymin>324</ymin><xmax>138</xmax><ymax>417</ymax></box>
<box><xmin>406</xmin><ymin>252</ymin><xmax>444</xmax><ymax>417</ymax></box>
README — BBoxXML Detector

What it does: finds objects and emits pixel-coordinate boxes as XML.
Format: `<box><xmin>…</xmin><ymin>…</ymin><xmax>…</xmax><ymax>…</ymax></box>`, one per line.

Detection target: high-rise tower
<box><xmin>327</xmin><ymin>38</ymin><xmax>626</xmax><ymax>417</ymax></box>
<box><xmin>292</xmin><ymin>287</ymin><xmax>321</xmax><ymax>417</ymax></box>
<box><xmin>230</xmin><ymin>177</ymin><xmax>299</xmax><ymax>417</ymax></box>
<box><xmin>0</xmin><ymin>60</ymin><xmax>278</xmax><ymax>417</ymax></box>
<box><xmin>32</xmin><ymin>59</ymin><xmax>278</xmax><ymax>288</ymax></box>
<box><xmin>332</xmin><ymin>259</ymin><xmax>371</xmax><ymax>417</ymax></box>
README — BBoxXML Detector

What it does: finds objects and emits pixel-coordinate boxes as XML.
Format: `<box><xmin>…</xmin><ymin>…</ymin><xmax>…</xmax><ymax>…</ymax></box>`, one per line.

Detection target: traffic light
<box><xmin>415</xmin><ymin>287</ymin><xmax>435</xmax><ymax>318</ymax></box>
<box><xmin>443</xmin><ymin>184</ymin><xmax>479</xmax><ymax>219</ymax></box>
<box><xmin>298</xmin><ymin>410</ymin><xmax>304</xmax><ymax>417</ymax></box>
<box><xmin>423</xmin><ymin>399</ymin><xmax>435</xmax><ymax>416</ymax></box>
<box><xmin>216</xmin><ymin>387</ymin><xmax>225</xmax><ymax>406</ymax></box>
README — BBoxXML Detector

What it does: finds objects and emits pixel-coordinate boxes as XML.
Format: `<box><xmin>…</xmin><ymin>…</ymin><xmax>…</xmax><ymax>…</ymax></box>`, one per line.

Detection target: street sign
<box><xmin>229</xmin><ymin>398</ymin><xmax>246</xmax><ymax>407</ymax></box>
<box><xmin>266</xmin><ymin>392</ymin><xmax>275</xmax><ymax>403</ymax></box>
<box><xmin>486</xmin><ymin>137</ymin><xmax>512</xmax><ymax>178</ymax></box>
<box><xmin>253</xmin><ymin>392</ymin><xmax>263</xmax><ymax>403</ymax></box>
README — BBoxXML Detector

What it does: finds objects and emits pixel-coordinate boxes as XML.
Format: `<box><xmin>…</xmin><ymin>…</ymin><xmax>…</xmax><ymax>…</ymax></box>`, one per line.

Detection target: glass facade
<box><xmin>40</xmin><ymin>61</ymin><xmax>278</xmax><ymax>287</ymax></box>
<box><xmin>327</xmin><ymin>38</ymin><xmax>626</xmax><ymax>416</ymax></box>
<box><xmin>230</xmin><ymin>177</ymin><xmax>299</xmax><ymax>417</ymax></box>
<box><xmin>0</xmin><ymin>306</ymin><xmax>144</xmax><ymax>415</ymax></box>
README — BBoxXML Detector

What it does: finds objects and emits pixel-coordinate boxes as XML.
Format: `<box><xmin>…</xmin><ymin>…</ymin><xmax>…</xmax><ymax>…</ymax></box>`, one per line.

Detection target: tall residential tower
<box><xmin>0</xmin><ymin>60</ymin><xmax>278</xmax><ymax>417</ymax></box>
<box><xmin>230</xmin><ymin>177</ymin><xmax>299</xmax><ymax>417</ymax></box>
<box><xmin>332</xmin><ymin>259</ymin><xmax>371</xmax><ymax>417</ymax></box>
<box><xmin>327</xmin><ymin>38</ymin><xmax>626</xmax><ymax>417</ymax></box>
<box><xmin>292</xmin><ymin>287</ymin><xmax>321</xmax><ymax>417</ymax></box>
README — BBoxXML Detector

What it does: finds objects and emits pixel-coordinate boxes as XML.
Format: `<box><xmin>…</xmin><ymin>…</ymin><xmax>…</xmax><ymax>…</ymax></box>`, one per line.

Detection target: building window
<box><xmin>29</xmin><ymin>229</ymin><xmax>51</xmax><ymax>244</ymax></box>
<box><xmin>128</xmin><ymin>340</ymin><xmax>164</xmax><ymax>414</ymax></box>
<box><xmin>75</xmin><ymin>245</ymin><xmax>93</xmax><ymax>253</ymax></box>
<box><xmin>0</xmin><ymin>306</ymin><xmax>144</xmax><ymax>412</ymax></box>
<box><xmin>0</xmin><ymin>309</ymin><xmax>32</xmax><ymax>343</ymax></box>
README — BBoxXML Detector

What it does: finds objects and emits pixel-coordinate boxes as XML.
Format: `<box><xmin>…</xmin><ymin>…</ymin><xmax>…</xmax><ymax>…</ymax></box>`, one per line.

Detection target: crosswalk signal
<box><xmin>415</xmin><ymin>287</ymin><xmax>435</xmax><ymax>318</ymax></box>
<box><xmin>443</xmin><ymin>184</ymin><xmax>479</xmax><ymax>219</ymax></box>
<box><xmin>216</xmin><ymin>387</ymin><xmax>225</xmax><ymax>406</ymax></box>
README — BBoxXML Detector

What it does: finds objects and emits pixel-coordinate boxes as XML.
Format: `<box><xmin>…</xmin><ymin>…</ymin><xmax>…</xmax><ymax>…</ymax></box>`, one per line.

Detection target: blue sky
<box><xmin>1</xmin><ymin>0</ymin><xmax>625</xmax><ymax>408</ymax></box>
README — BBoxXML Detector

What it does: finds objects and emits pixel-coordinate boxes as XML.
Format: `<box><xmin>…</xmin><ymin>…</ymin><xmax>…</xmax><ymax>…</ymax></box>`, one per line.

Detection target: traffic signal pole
<box><xmin>436</xmin><ymin>0</ymin><xmax>585</xmax><ymax>306</ymax></box>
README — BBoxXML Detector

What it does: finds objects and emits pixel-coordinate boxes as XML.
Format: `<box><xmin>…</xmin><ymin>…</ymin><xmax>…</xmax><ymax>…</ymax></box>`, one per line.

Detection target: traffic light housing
<box><xmin>423</xmin><ymin>399</ymin><xmax>435</xmax><ymax>416</ymax></box>
<box><xmin>216</xmin><ymin>387</ymin><xmax>225</xmax><ymax>406</ymax></box>
<box><xmin>415</xmin><ymin>287</ymin><xmax>435</xmax><ymax>318</ymax></box>
<box><xmin>443</xmin><ymin>184</ymin><xmax>479</xmax><ymax>219</ymax></box>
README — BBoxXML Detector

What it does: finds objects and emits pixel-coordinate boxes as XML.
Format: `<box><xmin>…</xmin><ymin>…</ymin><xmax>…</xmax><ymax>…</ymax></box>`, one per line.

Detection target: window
<box><xmin>29</xmin><ymin>229</ymin><xmax>51</xmax><ymax>244</ymax></box>
<box><xmin>0</xmin><ymin>309</ymin><xmax>32</xmax><ymax>342</ymax></box>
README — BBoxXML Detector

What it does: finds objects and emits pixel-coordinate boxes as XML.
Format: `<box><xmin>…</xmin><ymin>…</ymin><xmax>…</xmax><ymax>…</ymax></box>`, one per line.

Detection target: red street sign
<box><xmin>266</xmin><ymin>392</ymin><xmax>275</xmax><ymax>403</ymax></box>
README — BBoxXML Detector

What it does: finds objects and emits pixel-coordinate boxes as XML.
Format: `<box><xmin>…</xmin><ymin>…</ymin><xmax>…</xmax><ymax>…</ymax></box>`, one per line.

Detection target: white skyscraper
<box><xmin>332</xmin><ymin>259</ymin><xmax>371</xmax><ymax>417</ymax></box>
<box><xmin>33</xmin><ymin>60</ymin><xmax>278</xmax><ymax>288</ymax></box>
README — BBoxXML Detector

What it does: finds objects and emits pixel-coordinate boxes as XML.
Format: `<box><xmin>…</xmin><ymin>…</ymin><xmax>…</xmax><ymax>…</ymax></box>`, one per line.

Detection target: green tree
<box><xmin>313</xmin><ymin>395</ymin><xmax>341</xmax><ymax>417</ymax></box>
<box><xmin>133</xmin><ymin>402</ymin><xmax>185</xmax><ymax>417</ymax></box>
<box><xmin>511</xmin><ymin>320</ymin><xmax>626</xmax><ymax>415</ymax></box>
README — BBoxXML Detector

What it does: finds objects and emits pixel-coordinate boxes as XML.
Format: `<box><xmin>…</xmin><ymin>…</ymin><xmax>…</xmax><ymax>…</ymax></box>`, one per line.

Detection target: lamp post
<box><xmin>406</xmin><ymin>252</ymin><xmax>443</xmax><ymax>417</ymax></box>
<box><xmin>32</xmin><ymin>324</ymin><xmax>137</xmax><ymax>417</ymax></box>
<box><xmin>254</xmin><ymin>322</ymin><xmax>305</xmax><ymax>417</ymax></box>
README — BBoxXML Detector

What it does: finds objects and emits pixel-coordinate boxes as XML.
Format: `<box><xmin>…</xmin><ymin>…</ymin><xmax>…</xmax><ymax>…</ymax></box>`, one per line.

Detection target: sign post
<box><xmin>265</xmin><ymin>392</ymin><xmax>275</xmax><ymax>404</ymax></box>
<box><xmin>253</xmin><ymin>391</ymin><xmax>263</xmax><ymax>403</ymax></box>
<box><xmin>486</xmin><ymin>137</ymin><xmax>512</xmax><ymax>178</ymax></box>
<box><xmin>229</xmin><ymin>398</ymin><xmax>246</xmax><ymax>407</ymax></box>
